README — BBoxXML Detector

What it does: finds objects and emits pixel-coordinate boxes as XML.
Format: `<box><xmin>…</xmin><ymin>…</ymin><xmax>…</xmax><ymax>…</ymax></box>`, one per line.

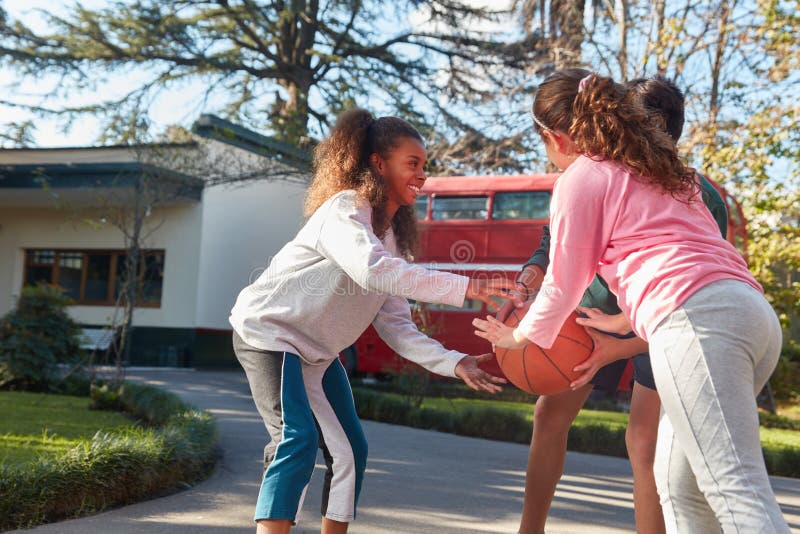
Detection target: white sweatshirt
<box><xmin>229</xmin><ymin>189</ymin><xmax>471</xmax><ymax>377</ymax></box>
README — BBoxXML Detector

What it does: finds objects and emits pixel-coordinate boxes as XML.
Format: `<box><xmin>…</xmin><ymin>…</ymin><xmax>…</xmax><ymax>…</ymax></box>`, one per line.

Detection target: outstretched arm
<box><xmin>316</xmin><ymin>193</ymin><xmax>516</xmax><ymax>309</ymax></box>
<box><xmin>373</xmin><ymin>295</ymin><xmax>506</xmax><ymax>392</ymax></box>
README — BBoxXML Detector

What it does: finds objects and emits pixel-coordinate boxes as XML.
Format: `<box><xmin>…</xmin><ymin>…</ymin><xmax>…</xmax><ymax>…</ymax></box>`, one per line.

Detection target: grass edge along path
<box><xmin>0</xmin><ymin>383</ymin><xmax>218</xmax><ymax>531</ymax></box>
<box><xmin>0</xmin><ymin>391</ymin><xmax>135</xmax><ymax>466</ymax></box>
<box><xmin>352</xmin><ymin>388</ymin><xmax>800</xmax><ymax>479</ymax></box>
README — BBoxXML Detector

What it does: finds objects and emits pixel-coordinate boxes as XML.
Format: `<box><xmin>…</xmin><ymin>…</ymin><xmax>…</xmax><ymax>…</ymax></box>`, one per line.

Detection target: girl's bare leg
<box><xmin>518</xmin><ymin>384</ymin><xmax>593</xmax><ymax>534</ymax></box>
<box><xmin>256</xmin><ymin>519</ymin><xmax>292</xmax><ymax>534</ymax></box>
<box><xmin>626</xmin><ymin>382</ymin><xmax>665</xmax><ymax>534</ymax></box>
<box><xmin>321</xmin><ymin>517</ymin><xmax>349</xmax><ymax>534</ymax></box>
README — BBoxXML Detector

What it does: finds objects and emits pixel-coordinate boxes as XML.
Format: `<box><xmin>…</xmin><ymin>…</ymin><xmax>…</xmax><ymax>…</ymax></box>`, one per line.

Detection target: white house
<box><xmin>0</xmin><ymin>115</ymin><xmax>310</xmax><ymax>367</ymax></box>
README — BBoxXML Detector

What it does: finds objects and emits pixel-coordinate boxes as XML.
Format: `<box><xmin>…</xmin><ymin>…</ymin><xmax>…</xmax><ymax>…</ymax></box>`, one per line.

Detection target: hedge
<box><xmin>352</xmin><ymin>388</ymin><xmax>799</xmax><ymax>478</ymax></box>
<box><xmin>0</xmin><ymin>382</ymin><xmax>217</xmax><ymax>531</ymax></box>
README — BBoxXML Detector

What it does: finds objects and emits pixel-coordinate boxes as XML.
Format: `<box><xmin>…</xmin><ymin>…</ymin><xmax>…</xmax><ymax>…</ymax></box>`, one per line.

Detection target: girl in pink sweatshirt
<box><xmin>474</xmin><ymin>69</ymin><xmax>788</xmax><ymax>533</ymax></box>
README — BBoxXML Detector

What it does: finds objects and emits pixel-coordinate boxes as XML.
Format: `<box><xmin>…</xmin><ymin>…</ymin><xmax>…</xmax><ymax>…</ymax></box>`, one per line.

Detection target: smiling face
<box><xmin>370</xmin><ymin>136</ymin><xmax>428</xmax><ymax>216</ymax></box>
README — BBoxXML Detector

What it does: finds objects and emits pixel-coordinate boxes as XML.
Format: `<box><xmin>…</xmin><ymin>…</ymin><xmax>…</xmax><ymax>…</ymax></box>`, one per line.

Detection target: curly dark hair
<box><xmin>532</xmin><ymin>69</ymin><xmax>697</xmax><ymax>198</ymax></box>
<box><xmin>305</xmin><ymin>108</ymin><xmax>424</xmax><ymax>258</ymax></box>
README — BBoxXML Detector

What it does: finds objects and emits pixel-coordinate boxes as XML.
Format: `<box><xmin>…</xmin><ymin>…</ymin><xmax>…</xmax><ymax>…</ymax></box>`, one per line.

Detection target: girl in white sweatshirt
<box><xmin>230</xmin><ymin>109</ymin><xmax>512</xmax><ymax>534</ymax></box>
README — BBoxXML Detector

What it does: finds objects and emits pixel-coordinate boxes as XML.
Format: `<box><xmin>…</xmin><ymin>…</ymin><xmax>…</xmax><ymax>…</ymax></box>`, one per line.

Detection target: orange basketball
<box><xmin>495</xmin><ymin>301</ymin><xmax>594</xmax><ymax>395</ymax></box>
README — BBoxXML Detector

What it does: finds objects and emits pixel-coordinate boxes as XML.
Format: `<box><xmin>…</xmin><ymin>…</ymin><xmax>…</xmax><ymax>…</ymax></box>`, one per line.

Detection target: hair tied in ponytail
<box><xmin>578</xmin><ymin>74</ymin><xmax>594</xmax><ymax>93</ymax></box>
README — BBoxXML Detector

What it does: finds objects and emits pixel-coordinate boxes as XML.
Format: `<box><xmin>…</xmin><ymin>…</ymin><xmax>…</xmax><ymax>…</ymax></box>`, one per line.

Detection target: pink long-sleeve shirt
<box><xmin>517</xmin><ymin>155</ymin><xmax>761</xmax><ymax>347</ymax></box>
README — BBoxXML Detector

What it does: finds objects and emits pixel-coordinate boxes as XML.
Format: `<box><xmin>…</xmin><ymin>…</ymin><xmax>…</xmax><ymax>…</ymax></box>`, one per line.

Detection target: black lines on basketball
<box><xmin>538</xmin><ymin>349</ymin><xmax>572</xmax><ymax>384</ymax></box>
<box><xmin>558</xmin><ymin>333</ymin><xmax>594</xmax><ymax>352</ymax></box>
<box><xmin>520</xmin><ymin>346</ymin><xmax>539</xmax><ymax>393</ymax></box>
<box><xmin>494</xmin><ymin>304</ymin><xmax>593</xmax><ymax>396</ymax></box>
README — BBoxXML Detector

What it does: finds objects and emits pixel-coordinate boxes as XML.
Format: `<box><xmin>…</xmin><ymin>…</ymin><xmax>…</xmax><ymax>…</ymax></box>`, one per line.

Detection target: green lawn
<box><xmin>421</xmin><ymin>396</ymin><xmax>626</xmax><ymax>425</ymax></box>
<box><xmin>418</xmin><ymin>395</ymin><xmax>800</xmax><ymax>449</ymax></box>
<box><xmin>0</xmin><ymin>391</ymin><xmax>135</xmax><ymax>466</ymax></box>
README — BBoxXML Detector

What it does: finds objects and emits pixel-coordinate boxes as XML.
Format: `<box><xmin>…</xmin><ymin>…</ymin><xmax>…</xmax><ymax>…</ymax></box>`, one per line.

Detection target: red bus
<box><xmin>342</xmin><ymin>173</ymin><xmax>747</xmax><ymax>379</ymax></box>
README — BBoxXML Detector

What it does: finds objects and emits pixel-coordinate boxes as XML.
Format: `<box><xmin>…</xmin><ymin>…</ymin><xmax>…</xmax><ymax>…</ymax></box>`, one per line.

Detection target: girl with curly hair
<box><xmin>230</xmin><ymin>108</ymin><xmax>512</xmax><ymax>534</ymax></box>
<box><xmin>474</xmin><ymin>69</ymin><xmax>788</xmax><ymax>533</ymax></box>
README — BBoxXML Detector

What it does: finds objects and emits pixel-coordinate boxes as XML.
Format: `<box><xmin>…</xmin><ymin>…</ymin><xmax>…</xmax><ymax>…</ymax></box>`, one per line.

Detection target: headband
<box><xmin>531</xmin><ymin>73</ymin><xmax>595</xmax><ymax>132</ymax></box>
<box><xmin>530</xmin><ymin>109</ymin><xmax>552</xmax><ymax>132</ymax></box>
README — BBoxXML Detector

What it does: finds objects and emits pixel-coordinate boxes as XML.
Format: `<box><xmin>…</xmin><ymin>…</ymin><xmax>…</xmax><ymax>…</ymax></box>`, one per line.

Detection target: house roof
<box><xmin>0</xmin><ymin>115</ymin><xmax>307</xmax><ymax>196</ymax></box>
<box><xmin>191</xmin><ymin>114</ymin><xmax>311</xmax><ymax>171</ymax></box>
<box><xmin>0</xmin><ymin>162</ymin><xmax>203</xmax><ymax>200</ymax></box>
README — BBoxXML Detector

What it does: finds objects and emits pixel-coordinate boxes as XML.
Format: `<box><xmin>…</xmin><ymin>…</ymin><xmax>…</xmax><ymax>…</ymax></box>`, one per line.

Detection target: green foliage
<box><xmin>679</xmin><ymin>1</ymin><xmax>800</xmax><ymax>345</ymax></box>
<box><xmin>88</xmin><ymin>382</ymin><xmax>124</xmax><ymax>412</ymax></box>
<box><xmin>0</xmin><ymin>1</ymin><xmax>542</xmax><ymax>173</ymax></box>
<box><xmin>769</xmin><ymin>344</ymin><xmax>800</xmax><ymax>402</ymax></box>
<box><xmin>118</xmin><ymin>381</ymin><xmax>190</xmax><ymax>425</ymax></box>
<box><xmin>352</xmin><ymin>386</ymin><xmax>800</xmax><ymax>477</ymax></box>
<box><xmin>760</xmin><ymin>426</ymin><xmax>800</xmax><ymax>478</ymax></box>
<box><xmin>759</xmin><ymin>411</ymin><xmax>800</xmax><ymax>432</ymax></box>
<box><xmin>0</xmin><ymin>284</ymin><xmax>82</xmax><ymax>391</ymax></box>
<box><xmin>0</xmin><ymin>384</ymin><xmax>217</xmax><ymax>531</ymax></box>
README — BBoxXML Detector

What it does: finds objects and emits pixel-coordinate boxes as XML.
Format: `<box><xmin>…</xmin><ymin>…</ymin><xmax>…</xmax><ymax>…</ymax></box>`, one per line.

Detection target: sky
<box><xmin>1</xmin><ymin>0</ymin><xmax>252</xmax><ymax>147</ymax></box>
<box><xmin>0</xmin><ymin>0</ymin><xmax>518</xmax><ymax>148</ymax></box>
<box><xmin>1</xmin><ymin>0</ymin><xmax>796</xmax><ymax>191</ymax></box>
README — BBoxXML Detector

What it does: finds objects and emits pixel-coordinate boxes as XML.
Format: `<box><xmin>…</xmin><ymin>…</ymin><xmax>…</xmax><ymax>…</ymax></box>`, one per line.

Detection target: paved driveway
<box><xmin>16</xmin><ymin>369</ymin><xmax>800</xmax><ymax>533</ymax></box>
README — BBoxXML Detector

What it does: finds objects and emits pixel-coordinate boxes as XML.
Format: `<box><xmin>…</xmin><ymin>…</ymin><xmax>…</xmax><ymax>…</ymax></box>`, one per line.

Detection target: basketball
<box><xmin>495</xmin><ymin>301</ymin><xmax>594</xmax><ymax>395</ymax></box>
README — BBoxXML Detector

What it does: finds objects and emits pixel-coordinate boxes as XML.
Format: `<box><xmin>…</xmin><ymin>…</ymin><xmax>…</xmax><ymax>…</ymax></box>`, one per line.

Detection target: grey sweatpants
<box><xmin>232</xmin><ymin>332</ymin><xmax>367</xmax><ymax>523</ymax></box>
<box><xmin>649</xmin><ymin>280</ymin><xmax>788</xmax><ymax>533</ymax></box>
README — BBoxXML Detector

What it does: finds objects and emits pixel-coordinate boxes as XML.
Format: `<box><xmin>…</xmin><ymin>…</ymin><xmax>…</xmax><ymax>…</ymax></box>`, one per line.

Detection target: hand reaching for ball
<box><xmin>454</xmin><ymin>353</ymin><xmax>507</xmax><ymax>393</ymax></box>
<box><xmin>472</xmin><ymin>315</ymin><xmax>530</xmax><ymax>349</ymax></box>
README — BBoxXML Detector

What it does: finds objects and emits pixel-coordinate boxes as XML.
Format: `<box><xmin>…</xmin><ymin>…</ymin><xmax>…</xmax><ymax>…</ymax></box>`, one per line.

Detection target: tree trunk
<box><xmin>709</xmin><ymin>0</ymin><xmax>733</xmax><ymax>127</ymax></box>
<box><xmin>616</xmin><ymin>0</ymin><xmax>629</xmax><ymax>80</ymax></box>
<box><xmin>273</xmin><ymin>0</ymin><xmax>318</xmax><ymax>144</ymax></box>
<box><xmin>116</xmin><ymin>174</ymin><xmax>144</xmax><ymax>384</ymax></box>
<box><xmin>550</xmin><ymin>0</ymin><xmax>585</xmax><ymax>69</ymax></box>
<box><xmin>275</xmin><ymin>78</ymin><xmax>312</xmax><ymax>145</ymax></box>
<box><xmin>653</xmin><ymin>0</ymin><xmax>666</xmax><ymax>72</ymax></box>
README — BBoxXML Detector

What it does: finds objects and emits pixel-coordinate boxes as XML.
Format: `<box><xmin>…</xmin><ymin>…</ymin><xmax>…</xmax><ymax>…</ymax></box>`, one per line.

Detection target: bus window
<box><xmin>415</xmin><ymin>195</ymin><xmax>429</xmax><ymax>220</ymax></box>
<box><xmin>432</xmin><ymin>196</ymin><xmax>488</xmax><ymax>220</ymax></box>
<box><xmin>492</xmin><ymin>191</ymin><xmax>551</xmax><ymax>220</ymax></box>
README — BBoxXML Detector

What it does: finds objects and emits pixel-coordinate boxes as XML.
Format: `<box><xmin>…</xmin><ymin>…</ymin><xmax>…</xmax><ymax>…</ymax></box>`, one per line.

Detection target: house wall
<box><xmin>0</xmin><ymin>132</ymin><xmax>311</xmax><ymax>367</ymax></box>
<box><xmin>183</xmin><ymin>137</ymin><xmax>309</xmax><ymax>366</ymax></box>
<box><xmin>193</xmin><ymin>179</ymin><xmax>308</xmax><ymax>331</ymax></box>
<box><xmin>0</xmin><ymin>204</ymin><xmax>203</xmax><ymax>329</ymax></box>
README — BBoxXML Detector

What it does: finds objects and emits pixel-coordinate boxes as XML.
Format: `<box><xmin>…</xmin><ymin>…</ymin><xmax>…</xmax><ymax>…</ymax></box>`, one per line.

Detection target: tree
<box><xmin>0</xmin><ymin>0</ymin><xmax>547</xmax><ymax>173</ymax></box>
<box><xmin>515</xmin><ymin>0</ymin><xmax>586</xmax><ymax>70</ymax></box>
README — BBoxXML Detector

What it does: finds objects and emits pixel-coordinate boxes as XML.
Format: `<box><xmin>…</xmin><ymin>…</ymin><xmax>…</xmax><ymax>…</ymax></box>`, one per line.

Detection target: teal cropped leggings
<box><xmin>233</xmin><ymin>332</ymin><xmax>367</xmax><ymax>524</ymax></box>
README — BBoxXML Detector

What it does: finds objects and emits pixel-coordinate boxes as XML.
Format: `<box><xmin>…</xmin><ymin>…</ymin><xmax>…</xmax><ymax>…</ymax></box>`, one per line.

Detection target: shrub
<box><xmin>770</xmin><ymin>343</ymin><xmax>800</xmax><ymax>401</ymax></box>
<box><xmin>89</xmin><ymin>382</ymin><xmax>124</xmax><ymax>411</ymax></box>
<box><xmin>352</xmin><ymin>387</ymin><xmax>800</xmax><ymax>476</ymax></box>
<box><xmin>0</xmin><ymin>284</ymin><xmax>82</xmax><ymax>391</ymax></box>
<box><xmin>453</xmin><ymin>406</ymin><xmax>531</xmax><ymax>443</ymax></box>
<box><xmin>760</xmin><ymin>411</ymin><xmax>800</xmax><ymax>431</ymax></box>
<box><xmin>567</xmin><ymin>424</ymin><xmax>628</xmax><ymax>458</ymax></box>
<box><xmin>0</xmin><ymin>383</ymin><xmax>217</xmax><ymax>531</ymax></box>
<box><xmin>762</xmin><ymin>443</ymin><xmax>800</xmax><ymax>479</ymax></box>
